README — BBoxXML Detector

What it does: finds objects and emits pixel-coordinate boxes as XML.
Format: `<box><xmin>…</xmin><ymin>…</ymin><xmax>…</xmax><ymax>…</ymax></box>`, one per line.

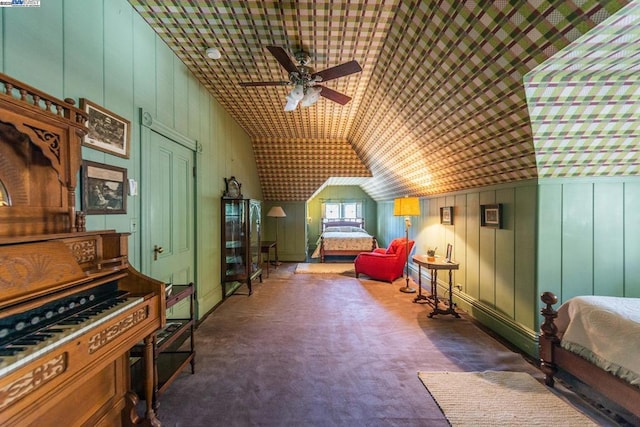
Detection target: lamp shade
<box><xmin>267</xmin><ymin>206</ymin><xmax>287</xmax><ymax>218</ymax></box>
<box><xmin>393</xmin><ymin>197</ymin><xmax>420</xmax><ymax>217</ymax></box>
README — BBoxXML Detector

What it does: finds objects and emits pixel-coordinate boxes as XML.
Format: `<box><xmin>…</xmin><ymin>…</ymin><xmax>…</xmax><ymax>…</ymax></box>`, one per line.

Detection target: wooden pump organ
<box><xmin>0</xmin><ymin>73</ymin><xmax>165</xmax><ymax>426</ymax></box>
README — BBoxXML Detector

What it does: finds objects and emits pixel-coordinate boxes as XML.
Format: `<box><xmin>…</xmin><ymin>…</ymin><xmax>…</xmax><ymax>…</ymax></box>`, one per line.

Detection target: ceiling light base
<box><xmin>293</xmin><ymin>51</ymin><xmax>310</xmax><ymax>65</ymax></box>
<box><xmin>205</xmin><ymin>47</ymin><xmax>221</xmax><ymax>59</ymax></box>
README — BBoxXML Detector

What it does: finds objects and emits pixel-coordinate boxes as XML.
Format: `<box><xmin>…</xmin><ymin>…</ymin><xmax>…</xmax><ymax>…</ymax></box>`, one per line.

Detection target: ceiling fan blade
<box><xmin>319</xmin><ymin>86</ymin><xmax>352</xmax><ymax>105</ymax></box>
<box><xmin>239</xmin><ymin>81</ymin><xmax>290</xmax><ymax>87</ymax></box>
<box><xmin>313</xmin><ymin>60</ymin><xmax>362</xmax><ymax>83</ymax></box>
<box><xmin>266</xmin><ymin>46</ymin><xmax>298</xmax><ymax>74</ymax></box>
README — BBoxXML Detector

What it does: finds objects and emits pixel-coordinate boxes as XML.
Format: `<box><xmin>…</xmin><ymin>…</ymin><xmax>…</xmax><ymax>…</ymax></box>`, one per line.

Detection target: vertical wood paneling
<box><xmin>103</xmin><ymin>0</ymin><xmax>134</xmax><ymax>237</ymax></box>
<box><xmin>537</xmin><ymin>178</ymin><xmax>640</xmax><ymax>311</ymax></box>
<box><xmin>454</xmin><ymin>194</ymin><xmax>467</xmax><ymax>291</ymax></box>
<box><xmin>495</xmin><ymin>188</ymin><xmax>515</xmax><ymax>317</ymax></box>
<box><xmin>4</xmin><ymin>3</ymin><xmax>63</xmax><ymax>95</ymax></box>
<box><xmin>155</xmin><ymin>41</ymin><xmax>174</xmax><ymax>126</ymax></box>
<box><xmin>104</xmin><ymin>0</ymin><xmax>133</xmax><ymax>117</ymax></box>
<box><xmin>466</xmin><ymin>192</ymin><xmax>480</xmax><ymax>299</ymax></box>
<box><xmin>479</xmin><ymin>191</ymin><xmax>496</xmax><ymax>306</ymax></box>
<box><xmin>65</xmin><ymin>0</ymin><xmax>104</xmax><ymax>101</ymax></box>
<box><xmin>537</xmin><ymin>184</ymin><xmax>563</xmax><ymax>299</ymax></box>
<box><xmin>375</xmin><ymin>182</ymin><xmax>538</xmax><ymax>342</ymax></box>
<box><xmin>624</xmin><ymin>182</ymin><xmax>640</xmax><ymax>297</ymax></box>
<box><xmin>414</xmin><ymin>198</ymin><xmax>429</xmax><ymax>253</ymax></box>
<box><xmin>173</xmin><ymin>60</ymin><xmax>189</xmax><ymax>137</ymax></box>
<box><xmin>514</xmin><ymin>185</ymin><xmax>536</xmax><ymax>329</ymax></box>
<box><xmin>442</xmin><ymin>196</ymin><xmax>455</xmax><ymax>256</ymax></box>
<box><xmin>187</xmin><ymin>75</ymin><xmax>201</xmax><ymax>141</ymax></box>
<box><xmin>562</xmin><ymin>183</ymin><xmax>594</xmax><ymax>299</ymax></box>
<box><xmin>593</xmin><ymin>183</ymin><xmax>624</xmax><ymax>296</ymax></box>
<box><xmin>430</xmin><ymin>197</ymin><xmax>442</xmax><ymax>252</ymax></box>
<box><xmin>133</xmin><ymin>11</ymin><xmax>157</xmax><ymax>114</ymax></box>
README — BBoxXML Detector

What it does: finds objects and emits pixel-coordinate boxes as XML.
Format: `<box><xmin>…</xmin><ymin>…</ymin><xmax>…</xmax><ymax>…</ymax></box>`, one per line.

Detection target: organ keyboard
<box><xmin>0</xmin><ymin>73</ymin><xmax>165</xmax><ymax>426</ymax></box>
<box><xmin>0</xmin><ymin>282</ymin><xmax>142</xmax><ymax>377</ymax></box>
<box><xmin>0</xmin><ymin>233</ymin><xmax>165</xmax><ymax>427</ymax></box>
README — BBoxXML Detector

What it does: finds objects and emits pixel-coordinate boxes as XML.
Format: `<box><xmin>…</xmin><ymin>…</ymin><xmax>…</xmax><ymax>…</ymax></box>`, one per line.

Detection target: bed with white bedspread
<box><xmin>539</xmin><ymin>293</ymin><xmax>640</xmax><ymax>419</ymax></box>
<box><xmin>311</xmin><ymin>219</ymin><xmax>377</xmax><ymax>262</ymax></box>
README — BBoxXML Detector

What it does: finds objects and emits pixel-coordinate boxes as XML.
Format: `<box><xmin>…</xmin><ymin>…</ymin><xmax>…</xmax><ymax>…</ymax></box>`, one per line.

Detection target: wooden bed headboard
<box><xmin>321</xmin><ymin>218</ymin><xmax>365</xmax><ymax>231</ymax></box>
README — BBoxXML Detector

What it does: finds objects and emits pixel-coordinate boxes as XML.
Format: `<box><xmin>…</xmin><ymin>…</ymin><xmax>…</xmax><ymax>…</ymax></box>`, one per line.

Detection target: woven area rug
<box><xmin>418</xmin><ymin>371</ymin><xmax>597</xmax><ymax>426</ymax></box>
<box><xmin>294</xmin><ymin>263</ymin><xmax>354</xmax><ymax>274</ymax></box>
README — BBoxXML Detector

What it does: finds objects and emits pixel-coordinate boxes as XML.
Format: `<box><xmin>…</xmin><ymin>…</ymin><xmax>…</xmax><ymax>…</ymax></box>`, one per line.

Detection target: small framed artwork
<box><xmin>80</xmin><ymin>98</ymin><xmax>130</xmax><ymax>159</ymax></box>
<box><xmin>82</xmin><ymin>160</ymin><xmax>127</xmax><ymax>214</ymax></box>
<box><xmin>445</xmin><ymin>243</ymin><xmax>453</xmax><ymax>262</ymax></box>
<box><xmin>481</xmin><ymin>204</ymin><xmax>502</xmax><ymax>228</ymax></box>
<box><xmin>440</xmin><ymin>206</ymin><xmax>453</xmax><ymax>225</ymax></box>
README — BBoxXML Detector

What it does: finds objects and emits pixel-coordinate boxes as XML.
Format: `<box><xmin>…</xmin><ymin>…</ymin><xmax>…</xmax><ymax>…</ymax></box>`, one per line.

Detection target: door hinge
<box><xmin>193</xmin><ymin>166</ymin><xmax>197</xmax><ymax>177</ymax></box>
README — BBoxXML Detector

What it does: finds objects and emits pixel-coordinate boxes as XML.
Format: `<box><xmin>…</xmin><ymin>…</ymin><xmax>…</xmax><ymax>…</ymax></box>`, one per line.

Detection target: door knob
<box><xmin>154</xmin><ymin>245</ymin><xmax>164</xmax><ymax>261</ymax></box>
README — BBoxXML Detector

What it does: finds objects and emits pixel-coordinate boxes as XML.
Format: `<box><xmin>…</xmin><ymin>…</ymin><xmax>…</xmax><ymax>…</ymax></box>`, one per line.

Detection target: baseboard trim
<box><xmin>453</xmin><ymin>292</ymin><xmax>538</xmax><ymax>357</ymax></box>
<box><xmin>412</xmin><ymin>265</ymin><xmax>539</xmax><ymax>357</ymax></box>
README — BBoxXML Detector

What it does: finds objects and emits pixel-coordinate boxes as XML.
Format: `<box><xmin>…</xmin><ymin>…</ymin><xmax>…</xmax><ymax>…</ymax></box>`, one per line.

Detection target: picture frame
<box><xmin>445</xmin><ymin>243</ymin><xmax>453</xmax><ymax>262</ymax></box>
<box><xmin>481</xmin><ymin>204</ymin><xmax>502</xmax><ymax>228</ymax></box>
<box><xmin>440</xmin><ymin>206</ymin><xmax>453</xmax><ymax>225</ymax></box>
<box><xmin>80</xmin><ymin>98</ymin><xmax>130</xmax><ymax>159</ymax></box>
<box><xmin>82</xmin><ymin>160</ymin><xmax>127</xmax><ymax>214</ymax></box>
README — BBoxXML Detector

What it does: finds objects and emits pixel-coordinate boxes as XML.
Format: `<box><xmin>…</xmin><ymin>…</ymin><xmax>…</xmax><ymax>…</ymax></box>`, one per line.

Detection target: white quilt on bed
<box><xmin>556</xmin><ymin>295</ymin><xmax>640</xmax><ymax>387</ymax></box>
<box><xmin>311</xmin><ymin>230</ymin><xmax>375</xmax><ymax>258</ymax></box>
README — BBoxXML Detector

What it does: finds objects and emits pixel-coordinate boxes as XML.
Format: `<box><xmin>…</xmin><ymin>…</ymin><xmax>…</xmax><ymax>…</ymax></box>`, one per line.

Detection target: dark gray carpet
<box><xmin>153</xmin><ymin>263</ymin><xmax>612</xmax><ymax>427</ymax></box>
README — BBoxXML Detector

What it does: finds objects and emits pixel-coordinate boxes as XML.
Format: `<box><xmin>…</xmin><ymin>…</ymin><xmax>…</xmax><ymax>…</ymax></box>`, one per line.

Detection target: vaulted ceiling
<box><xmin>129</xmin><ymin>0</ymin><xmax>629</xmax><ymax>201</ymax></box>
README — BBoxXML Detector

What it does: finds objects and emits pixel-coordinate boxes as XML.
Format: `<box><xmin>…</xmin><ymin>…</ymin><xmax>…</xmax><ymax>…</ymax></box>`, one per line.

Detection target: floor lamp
<box><xmin>267</xmin><ymin>206</ymin><xmax>286</xmax><ymax>265</ymax></box>
<box><xmin>393</xmin><ymin>196</ymin><xmax>420</xmax><ymax>293</ymax></box>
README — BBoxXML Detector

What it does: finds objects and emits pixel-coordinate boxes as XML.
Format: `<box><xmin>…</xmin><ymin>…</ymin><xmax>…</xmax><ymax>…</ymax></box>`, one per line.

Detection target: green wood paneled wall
<box><xmin>537</xmin><ymin>178</ymin><xmax>640</xmax><ymax>310</ymax></box>
<box><xmin>376</xmin><ymin>181</ymin><xmax>538</xmax><ymax>355</ymax></box>
<box><xmin>0</xmin><ymin>0</ymin><xmax>262</xmax><ymax>317</ymax></box>
<box><xmin>262</xmin><ymin>201</ymin><xmax>307</xmax><ymax>262</ymax></box>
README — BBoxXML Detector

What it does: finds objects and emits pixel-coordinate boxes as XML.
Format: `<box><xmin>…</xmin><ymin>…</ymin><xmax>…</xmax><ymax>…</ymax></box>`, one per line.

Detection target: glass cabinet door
<box><xmin>249</xmin><ymin>200</ymin><xmax>261</xmax><ymax>280</ymax></box>
<box><xmin>221</xmin><ymin>198</ymin><xmax>262</xmax><ymax>298</ymax></box>
<box><xmin>223</xmin><ymin>199</ymin><xmax>247</xmax><ymax>281</ymax></box>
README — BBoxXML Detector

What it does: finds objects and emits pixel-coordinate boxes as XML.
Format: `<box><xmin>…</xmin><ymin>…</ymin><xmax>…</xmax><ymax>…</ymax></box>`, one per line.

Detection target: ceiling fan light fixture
<box><xmin>205</xmin><ymin>47</ymin><xmax>221</xmax><ymax>60</ymax></box>
<box><xmin>241</xmin><ymin>46</ymin><xmax>361</xmax><ymax>110</ymax></box>
<box><xmin>300</xmin><ymin>86</ymin><xmax>322</xmax><ymax>107</ymax></box>
<box><xmin>290</xmin><ymin>84</ymin><xmax>304</xmax><ymax>101</ymax></box>
<box><xmin>284</xmin><ymin>84</ymin><xmax>305</xmax><ymax>111</ymax></box>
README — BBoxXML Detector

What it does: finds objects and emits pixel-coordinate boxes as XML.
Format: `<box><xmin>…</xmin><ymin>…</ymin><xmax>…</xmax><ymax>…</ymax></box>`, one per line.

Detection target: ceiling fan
<box><xmin>239</xmin><ymin>46</ymin><xmax>362</xmax><ymax>111</ymax></box>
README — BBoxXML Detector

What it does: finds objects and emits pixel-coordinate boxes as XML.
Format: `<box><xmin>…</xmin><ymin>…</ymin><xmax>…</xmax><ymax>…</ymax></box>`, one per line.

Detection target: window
<box><xmin>325</xmin><ymin>203</ymin><xmax>340</xmax><ymax>219</ymax></box>
<box><xmin>343</xmin><ymin>203</ymin><xmax>358</xmax><ymax>219</ymax></box>
<box><xmin>322</xmin><ymin>201</ymin><xmax>362</xmax><ymax>219</ymax></box>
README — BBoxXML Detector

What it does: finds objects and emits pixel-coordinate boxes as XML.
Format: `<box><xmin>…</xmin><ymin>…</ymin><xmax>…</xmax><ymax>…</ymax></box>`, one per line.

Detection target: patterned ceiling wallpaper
<box><xmin>129</xmin><ymin>0</ymin><xmax>630</xmax><ymax>201</ymax></box>
<box><xmin>525</xmin><ymin>1</ymin><xmax>640</xmax><ymax>178</ymax></box>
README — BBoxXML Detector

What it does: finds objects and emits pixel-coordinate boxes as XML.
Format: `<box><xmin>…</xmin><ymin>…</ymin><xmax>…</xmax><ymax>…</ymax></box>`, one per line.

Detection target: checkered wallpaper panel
<box><xmin>253</xmin><ymin>138</ymin><xmax>371</xmax><ymax>200</ymax></box>
<box><xmin>129</xmin><ymin>0</ymin><xmax>629</xmax><ymax>201</ymax></box>
<box><xmin>525</xmin><ymin>1</ymin><xmax>640</xmax><ymax>178</ymax></box>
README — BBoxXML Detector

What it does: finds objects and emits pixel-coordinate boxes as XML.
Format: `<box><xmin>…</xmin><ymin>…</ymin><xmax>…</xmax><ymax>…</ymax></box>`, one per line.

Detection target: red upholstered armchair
<box><xmin>354</xmin><ymin>238</ymin><xmax>415</xmax><ymax>283</ymax></box>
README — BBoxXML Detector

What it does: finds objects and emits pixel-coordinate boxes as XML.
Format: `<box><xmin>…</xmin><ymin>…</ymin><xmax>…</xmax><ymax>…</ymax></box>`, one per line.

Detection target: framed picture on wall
<box><xmin>80</xmin><ymin>98</ymin><xmax>131</xmax><ymax>159</ymax></box>
<box><xmin>440</xmin><ymin>206</ymin><xmax>453</xmax><ymax>225</ymax></box>
<box><xmin>481</xmin><ymin>204</ymin><xmax>502</xmax><ymax>228</ymax></box>
<box><xmin>82</xmin><ymin>160</ymin><xmax>127</xmax><ymax>214</ymax></box>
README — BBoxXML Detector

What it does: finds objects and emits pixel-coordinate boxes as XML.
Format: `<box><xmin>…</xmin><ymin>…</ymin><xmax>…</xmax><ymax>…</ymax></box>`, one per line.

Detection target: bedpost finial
<box><xmin>541</xmin><ymin>291</ymin><xmax>557</xmax><ymax>306</ymax></box>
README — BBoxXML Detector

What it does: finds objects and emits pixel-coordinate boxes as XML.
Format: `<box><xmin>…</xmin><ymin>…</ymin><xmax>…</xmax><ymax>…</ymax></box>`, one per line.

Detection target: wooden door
<box><xmin>141</xmin><ymin>128</ymin><xmax>195</xmax><ymax>290</ymax></box>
